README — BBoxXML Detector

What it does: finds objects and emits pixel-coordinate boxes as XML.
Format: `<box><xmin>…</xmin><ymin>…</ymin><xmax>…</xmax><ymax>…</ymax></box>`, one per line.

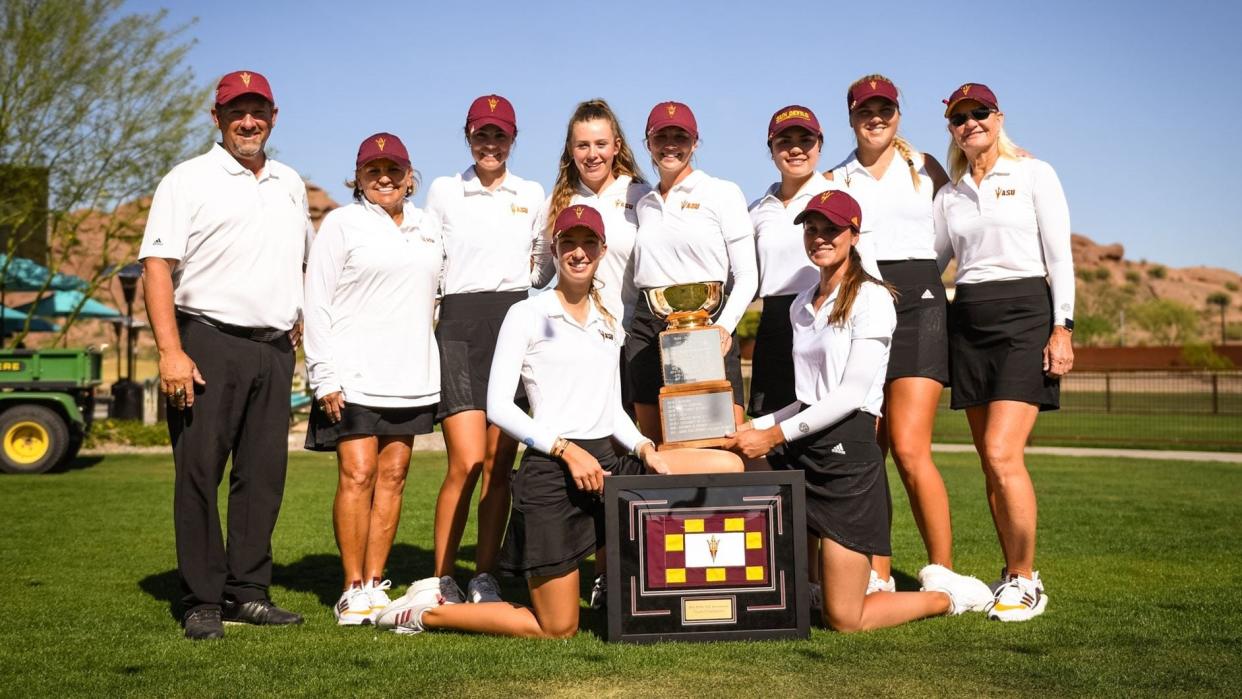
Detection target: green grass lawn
<box><xmin>2</xmin><ymin>451</ymin><xmax>1240</xmax><ymax>697</ymax></box>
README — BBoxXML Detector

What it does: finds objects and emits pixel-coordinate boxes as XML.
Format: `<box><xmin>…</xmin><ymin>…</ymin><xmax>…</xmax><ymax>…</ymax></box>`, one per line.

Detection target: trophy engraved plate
<box><xmin>659</xmin><ymin>383</ymin><xmax>736</xmax><ymax>448</ymax></box>
<box><xmin>659</xmin><ymin>329</ymin><xmax>726</xmax><ymax>385</ymax></box>
<box><xmin>604</xmin><ymin>471</ymin><xmax>810</xmax><ymax>643</ymax></box>
<box><xmin>646</xmin><ymin>282</ymin><xmax>735</xmax><ymax>448</ymax></box>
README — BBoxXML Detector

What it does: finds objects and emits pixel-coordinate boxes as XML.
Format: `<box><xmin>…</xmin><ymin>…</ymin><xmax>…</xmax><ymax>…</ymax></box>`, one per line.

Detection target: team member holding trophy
<box><xmin>725</xmin><ymin>190</ymin><xmax>992</xmax><ymax>632</ymax></box>
<box><xmin>628</xmin><ymin>101</ymin><xmax>758</xmax><ymax>444</ymax></box>
<box><xmin>824</xmin><ymin>75</ymin><xmax>954</xmax><ymax>595</ymax></box>
<box><xmin>935</xmin><ymin>83</ymin><xmax>1074</xmax><ymax>622</ymax></box>
<box><xmin>303</xmin><ymin>132</ymin><xmax>441</xmax><ymax>625</ymax></box>
<box><xmin>378</xmin><ymin>206</ymin><xmax>740</xmax><ymax>638</ymax></box>
<box><xmin>424</xmin><ymin>94</ymin><xmax>545</xmax><ymax>605</ymax></box>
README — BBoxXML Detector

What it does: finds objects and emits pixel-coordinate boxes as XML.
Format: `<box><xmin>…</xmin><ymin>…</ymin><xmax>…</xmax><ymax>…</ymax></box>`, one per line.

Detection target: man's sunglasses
<box><xmin>949</xmin><ymin>108</ymin><xmax>997</xmax><ymax>127</ymax></box>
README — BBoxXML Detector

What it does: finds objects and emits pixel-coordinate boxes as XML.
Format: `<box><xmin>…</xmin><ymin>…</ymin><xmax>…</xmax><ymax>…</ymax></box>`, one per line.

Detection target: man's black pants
<box><xmin>169</xmin><ymin>318</ymin><xmax>294</xmax><ymax>615</ymax></box>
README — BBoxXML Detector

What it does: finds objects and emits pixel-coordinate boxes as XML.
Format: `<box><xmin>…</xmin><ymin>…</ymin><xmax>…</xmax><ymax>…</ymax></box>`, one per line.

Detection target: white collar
<box><xmin>462</xmin><ymin>165</ymin><xmax>521</xmax><ymax>195</ymax></box>
<box><xmin>575</xmin><ymin>174</ymin><xmax>632</xmax><ymax>199</ymax></box>
<box><xmin>536</xmin><ymin>287</ymin><xmax>606</xmax><ymax>330</ymax></box>
<box><xmin>759</xmin><ymin>174</ymin><xmax>833</xmax><ymax>207</ymax></box>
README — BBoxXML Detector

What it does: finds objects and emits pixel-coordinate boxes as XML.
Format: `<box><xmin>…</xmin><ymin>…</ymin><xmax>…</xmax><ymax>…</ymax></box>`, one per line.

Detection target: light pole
<box><xmin>109</xmin><ymin>263</ymin><xmax>144</xmax><ymax>420</ymax></box>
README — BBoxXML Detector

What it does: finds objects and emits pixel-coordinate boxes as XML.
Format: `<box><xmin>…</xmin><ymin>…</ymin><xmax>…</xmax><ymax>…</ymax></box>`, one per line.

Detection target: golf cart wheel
<box><xmin>0</xmin><ymin>405</ymin><xmax>69</xmax><ymax>474</ymax></box>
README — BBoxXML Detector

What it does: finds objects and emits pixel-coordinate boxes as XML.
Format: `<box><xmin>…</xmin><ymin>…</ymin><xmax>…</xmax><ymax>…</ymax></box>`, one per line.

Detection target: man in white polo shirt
<box><xmin>139</xmin><ymin>69</ymin><xmax>312</xmax><ymax>640</ymax></box>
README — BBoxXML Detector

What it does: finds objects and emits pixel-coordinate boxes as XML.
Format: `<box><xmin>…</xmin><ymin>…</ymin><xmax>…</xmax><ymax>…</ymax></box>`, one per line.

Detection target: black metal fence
<box><xmin>933</xmin><ymin>370</ymin><xmax>1242</xmax><ymax>451</ymax></box>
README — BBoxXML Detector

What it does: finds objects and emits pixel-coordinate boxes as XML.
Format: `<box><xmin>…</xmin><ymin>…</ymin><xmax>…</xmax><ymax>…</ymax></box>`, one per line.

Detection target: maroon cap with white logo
<box><xmin>793</xmin><ymin>190</ymin><xmax>863</xmax><ymax>231</ymax></box>
<box><xmin>847</xmin><ymin>76</ymin><xmax>899</xmax><ymax>112</ymax></box>
<box><xmin>767</xmin><ymin>105</ymin><xmax>821</xmax><ymax>141</ymax></box>
<box><xmin>356</xmin><ymin>132</ymin><xmax>411</xmax><ymax>170</ymax></box>
<box><xmin>943</xmin><ymin>82</ymin><xmax>999</xmax><ymax>117</ymax></box>
<box><xmin>215</xmin><ymin>70</ymin><xmax>274</xmax><ymax>105</ymax></box>
<box><xmin>646</xmin><ymin>101</ymin><xmax>698</xmax><ymax>139</ymax></box>
<box><xmin>467</xmin><ymin>94</ymin><xmax>517</xmax><ymax>137</ymax></box>
<box><xmin>553</xmin><ymin>204</ymin><xmax>606</xmax><ymax>244</ymax></box>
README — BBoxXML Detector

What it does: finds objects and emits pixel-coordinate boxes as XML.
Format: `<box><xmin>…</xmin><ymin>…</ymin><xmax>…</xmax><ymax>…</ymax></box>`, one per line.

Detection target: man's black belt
<box><xmin>178</xmin><ymin>312</ymin><xmax>286</xmax><ymax>343</ymax></box>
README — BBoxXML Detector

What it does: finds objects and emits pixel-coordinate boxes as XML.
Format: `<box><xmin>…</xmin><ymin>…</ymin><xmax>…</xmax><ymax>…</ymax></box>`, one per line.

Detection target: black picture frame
<box><xmin>604</xmin><ymin>471</ymin><xmax>809</xmax><ymax>643</ymax></box>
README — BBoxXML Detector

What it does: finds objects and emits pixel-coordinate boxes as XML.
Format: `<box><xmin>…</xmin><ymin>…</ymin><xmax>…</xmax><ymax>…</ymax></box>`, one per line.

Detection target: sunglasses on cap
<box><xmin>949</xmin><ymin>107</ymin><xmax>997</xmax><ymax>127</ymax></box>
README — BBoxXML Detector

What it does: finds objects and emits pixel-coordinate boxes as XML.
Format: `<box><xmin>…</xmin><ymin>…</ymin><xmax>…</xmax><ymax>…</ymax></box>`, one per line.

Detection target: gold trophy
<box><xmin>646</xmin><ymin>281</ymin><xmax>736</xmax><ymax>449</ymax></box>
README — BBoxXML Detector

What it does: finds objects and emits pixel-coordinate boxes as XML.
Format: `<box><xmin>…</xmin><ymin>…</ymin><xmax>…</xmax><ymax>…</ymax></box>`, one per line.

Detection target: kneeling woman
<box><xmin>379</xmin><ymin>205</ymin><xmax>741</xmax><ymax>637</ymax></box>
<box><xmin>725</xmin><ymin>191</ymin><xmax>991</xmax><ymax>632</ymax></box>
<box><xmin>304</xmin><ymin>133</ymin><xmax>441</xmax><ymax>624</ymax></box>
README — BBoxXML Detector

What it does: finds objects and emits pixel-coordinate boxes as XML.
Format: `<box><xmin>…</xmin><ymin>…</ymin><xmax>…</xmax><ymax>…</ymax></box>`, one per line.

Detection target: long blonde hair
<box><xmin>947</xmin><ymin>128</ymin><xmax>1022</xmax><ymax>184</ymax></box>
<box><xmin>546</xmin><ymin>100</ymin><xmax>647</xmax><ymax>234</ymax></box>
<box><xmin>848</xmin><ymin>74</ymin><xmax>922</xmax><ymax>192</ymax></box>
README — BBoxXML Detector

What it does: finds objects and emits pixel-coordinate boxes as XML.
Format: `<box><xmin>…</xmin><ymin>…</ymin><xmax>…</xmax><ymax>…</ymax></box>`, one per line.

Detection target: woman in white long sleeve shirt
<box><xmin>378</xmin><ymin>205</ymin><xmax>740</xmax><ymax>638</ymax></box>
<box><xmin>424</xmin><ymin>95</ymin><xmax>545</xmax><ymax>605</ymax></box>
<box><xmin>933</xmin><ymin>83</ymin><xmax>1074</xmax><ymax>622</ymax></box>
<box><xmin>823</xmin><ymin>74</ymin><xmax>955</xmax><ymax>595</ymax></box>
<box><xmin>628</xmin><ymin>101</ymin><xmax>758</xmax><ymax>443</ymax></box>
<box><xmin>726</xmin><ymin>190</ymin><xmax>992</xmax><ymax>632</ymax></box>
<box><xmin>303</xmin><ymin>133</ymin><xmax>441</xmax><ymax>625</ymax></box>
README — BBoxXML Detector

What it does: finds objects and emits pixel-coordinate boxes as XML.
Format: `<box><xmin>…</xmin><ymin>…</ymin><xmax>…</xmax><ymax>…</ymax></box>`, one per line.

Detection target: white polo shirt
<box><xmin>138</xmin><ymin>144</ymin><xmax>312</xmax><ymax>330</ymax></box>
<box><xmin>531</xmin><ymin>175</ymin><xmax>652</xmax><ymax>327</ymax></box>
<box><xmin>424</xmin><ymin>166</ymin><xmax>545</xmax><ymax>295</ymax></box>
<box><xmin>632</xmin><ymin>170</ymin><xmax>758</xmax><ymax>332</ymax></box>
<box><xmin>303</xmin><ymin>199</ymin><xmax>442</xmax><ymax>408</ymax></box>
<box><xmin>486</xmin><ymin>289</ymin><xmax>647</xmax><ymax>455</ymax></box>
<box><xmin>748</xmin><ymin>176</ymin><xmax>833</xmax><ymax>298</ymax></box>
<box><xmin>829</xmin><ymin>149</ymin><xmax>937</xmax><ymax>262</ymax></box>
<box><xmin>933</xmin><ymin>156</ymin><xmax>1074</xmax><ymax>324</ymax></box>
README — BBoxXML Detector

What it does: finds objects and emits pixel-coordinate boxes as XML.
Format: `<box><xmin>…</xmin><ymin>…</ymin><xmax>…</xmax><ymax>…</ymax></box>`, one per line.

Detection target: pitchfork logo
<box><xmin>375</xmin><ymin>137</ymin><xmax>386</xmax><ymax>151</ymax></box>
<box><xmin>960</xmin><ymin>84</ymin><xmax>972</xmax><ymax>96</ymax></box>
<box><xmin>574</xmin><ymin>206</ymin><xmax>584</xmax><ymax>218</ymax></box>
<box><xmin>819</xmin><ymin>191</ymin><xmax>835</xmax><ymax>204</ymax></box>
<box><xmin>240</xmin><ymin>72</ymin><xmax>252</xmax><ymax>87</ymax></box>
<box><xmin>666</xmin><ymin>103</ymin><xmax>677</xmax><ymax>117</ymax></box>
<box><xmin>487</xmin><ymin>97</ymin><xmax>498</xmax><ymax>112</ymax></box>
<box><xmin>707</xmin><ymin>535</ymin><xmax>720</xmax><ymax>562</ymax></box>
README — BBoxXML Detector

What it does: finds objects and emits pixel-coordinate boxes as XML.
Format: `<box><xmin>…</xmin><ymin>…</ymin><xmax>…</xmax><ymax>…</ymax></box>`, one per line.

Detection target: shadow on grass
<box><xmin>53</xmin><ymin>455</ymin><xmax>106</xmax><ymax>474</ymax></box>
<box><xmin>137</xmin><ymin>569</ymin><xmax>181</xmax><ymax>621</ymax></box>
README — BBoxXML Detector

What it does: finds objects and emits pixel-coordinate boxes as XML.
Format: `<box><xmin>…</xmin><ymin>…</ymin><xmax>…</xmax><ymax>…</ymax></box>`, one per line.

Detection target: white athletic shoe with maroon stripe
<box><xmin>867</xmin><ymin>570</ymin><xmax>896</xmax><ymax>595</ymax></box>
<box><xmin>334</xmin><ymin>586</ymin><xmax>373</xmax><ymax>626</ymax></box>
<box><xmin>987</xmin><ymin>571</ymin><xmax>1048</xmax><ymax>622</ymax></box>
<box><xmin>363</xmin><ymin>579</ymin><xmax>393</xmax><ymax>623</ymax></box>
<box><xmin>376</xmin><ymin>577</ymin><xmax>445</xmax><ymax>634</ymax></box>
<box><xmin>918</xmin><ymin>564</ymin><xmax>993</xmax><ymax>615</ymax></box>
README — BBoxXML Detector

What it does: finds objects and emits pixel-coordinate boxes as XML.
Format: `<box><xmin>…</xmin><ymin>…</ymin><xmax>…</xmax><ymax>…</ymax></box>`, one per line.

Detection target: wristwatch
<box><xmin>1060</xmin><ymin>318</ymin><xmax>1074</xmax><ymax>332</ymax></box>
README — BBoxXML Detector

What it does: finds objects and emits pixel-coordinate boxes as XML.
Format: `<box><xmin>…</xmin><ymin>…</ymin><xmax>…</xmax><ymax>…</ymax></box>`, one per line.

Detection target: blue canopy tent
<box><xmin>1</xmin><ymin>306</ymin><xmax>59</xmax><ymax>333</ymax></box>
<box><xmin>12</xmin><ymin>289</ymin><xmax>121</xmax><ymax>319</ymax></box>
<box><xmin>0</xmin><ymin>254</ymin><xmax>88</xmax><ymax>292</ymax></box>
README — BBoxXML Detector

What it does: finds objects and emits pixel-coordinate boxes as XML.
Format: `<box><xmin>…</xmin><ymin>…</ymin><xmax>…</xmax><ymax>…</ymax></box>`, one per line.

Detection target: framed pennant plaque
<box><xmin>603</xmin><ymin>471</ymin><xmax>809</xmax><ymax>643</ymax></box>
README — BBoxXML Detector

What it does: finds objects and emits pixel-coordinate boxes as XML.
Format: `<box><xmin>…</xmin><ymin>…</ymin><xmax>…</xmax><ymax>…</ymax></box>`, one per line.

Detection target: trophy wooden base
<box><xmin>658</xmin><ymin>380</ymin><xmax>736</xmax><ymax>450</ymax></box>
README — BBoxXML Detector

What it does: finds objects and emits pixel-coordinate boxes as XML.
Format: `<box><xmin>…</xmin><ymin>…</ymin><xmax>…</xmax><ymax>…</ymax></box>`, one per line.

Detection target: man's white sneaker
<box><xmin>867</xmin><ymin>570</ymin><xmax>896</xmax><ymax>595</ymax></box>
<box><xmin>589</xmin><ymin>574</ymin><xmax>607</xmax><ymax>610</ymax></box>
<box><xmin>987</xmin><ymin>571</ymin><xmax>1048</xmax><ymax>622</ymax></box>
<box><xmin>808</xmin><ymin>582</ymin><xmax>823</xmax><ymax>612</ymax></box>
<box><xmin>467</xmin><ymin>572</ymin><xmax>502</xmax><ymax>603</ymax></box>
<box><xmin>376</xmin><ymin>577</ymin><xmax>445</xmax><ymax>634</ymax></box>
<box><xmin>918</xmin><ymin>564</ymin><xmax>993</xmax><ymax>615</ymax></box>
<box><xmin>439</xmin><ymin>576</ymin><xmax>466</xmax><ymax>605</ymax></box>
<box><xmin>333</xmin><ymin>586</ymin><xmax>373</xmax><ymax>626</ymax></box>
<box><xmin>363</xmin><ymin>579</ymin><xmax>392</xmax><ymax>623</ymax></box>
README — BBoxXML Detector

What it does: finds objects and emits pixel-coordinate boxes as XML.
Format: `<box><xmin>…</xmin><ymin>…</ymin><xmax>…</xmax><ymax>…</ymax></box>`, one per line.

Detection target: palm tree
<box><xmin>1207</xmin><ymin>292</ymin><xmax>1230</xmax><ymax>344</ymax></box>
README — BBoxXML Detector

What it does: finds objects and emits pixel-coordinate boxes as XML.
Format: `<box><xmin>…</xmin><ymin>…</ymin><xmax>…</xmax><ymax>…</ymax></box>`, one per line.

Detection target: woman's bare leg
<box><xmin>334</xmin><ymin>436</ymin><xmax>379</xmax><ymax>587</ymax></box>
<box><xmin>475</xmin><ymin>423</ymin><xmax>517</xmax><ymax>573</ymax></box>
<box><xmin>421</xmin><ymin>570</ymin><xmax>582</xmax><ymax>639</ymax></box>
<box><xmin>433</xmin><ymin>410</ymin><xmax>487</xmax><ymax>577</ymax></box>
<box><xmin>363</xmin><ymin>436</ymin><xmax>414</xmax><ymax>581</ymax></box>
<box><xmin>967</xmin><ymin>400</ymin><xmax>1040</xmax><ymax>578</ymax></box>
<box><xmin>820</xmin><ymin>537</ymin><xmax>949</xmax><ymax>633</ymax></box>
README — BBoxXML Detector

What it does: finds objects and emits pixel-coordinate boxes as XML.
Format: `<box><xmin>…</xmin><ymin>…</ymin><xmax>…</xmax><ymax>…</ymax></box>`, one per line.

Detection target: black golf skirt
<box><xmin>878</xmin><ymin>259</ymin><xmax>950</xmax><ymax>385</ymax></box>
<box><xmin>767</xmin><ymin>409</ymin><xmax>891</xmax><ymax>557</ymax></box>
<box><xmin>435</xmin><ymin>291</ymin><xmax>527</xmax><ymax>421</ymax></box>
<box><xmin>623</xmin><ymin>295</ymin><xmax>745</xmax><ymax>407</ymax></box>
<box><xmin>497</xmin><ymin>437</ymin><xmax>646</xmax><ymax>579</ymax></box>
<box><xmin>747</xmin><ymin>294</ymin><xmax>797</xmax><ymax>417</ymax></box>
<box><xmin>304</xmin><ymin>401</ymin><xmax>436</xmax><ymax>452</ymax></box>
<box><xmin>948</xmin><ymin>277</ymin><xmax>1059</xmax><ymax>411</ymax></box>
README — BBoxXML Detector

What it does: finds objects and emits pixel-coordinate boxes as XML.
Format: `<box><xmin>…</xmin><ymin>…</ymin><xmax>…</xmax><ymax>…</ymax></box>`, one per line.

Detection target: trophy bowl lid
<box><xmin>645</xmin><ymin>281</ymin><xmax>724</xmax><ymax>318</ymax></box>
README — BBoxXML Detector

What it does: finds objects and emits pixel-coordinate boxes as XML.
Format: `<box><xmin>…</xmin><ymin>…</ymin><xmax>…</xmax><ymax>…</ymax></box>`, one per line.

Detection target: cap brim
<box><xmin>554</xmin><ymin>224</ymin><xmax>605</xmax><ymax>244</ymax></box>
<box><xmin>468</xmin><ymin>116</ymin><xmax>516</xmax><ymax>136</ymax></box>
<box><xmin>646</xmin><ymin>120</ymin><xmax>697</xmax><ymax>138</ymax></box>
<box><xmin>357</xmin><ymin>154</ymin><xmax>411</xmax><ymax>169</ymax></box>
<box><xmin>792</xmin><ymin>209</ymin><xmax>852</xmax><ymax>228</ymax></box>
<box><xmin>943</xmin><ymin>96</ymin><xmax>997</xmax><ymax>118</ymax></box>
<box><xmin>217</xmin><ymin>89</ymin><xmax>274</xmax><ymax>105</ymax></box>
<box><xmin>769</xmin><ymin>120</ymin><xmax>821</xmax><ymax>140</ymax></box>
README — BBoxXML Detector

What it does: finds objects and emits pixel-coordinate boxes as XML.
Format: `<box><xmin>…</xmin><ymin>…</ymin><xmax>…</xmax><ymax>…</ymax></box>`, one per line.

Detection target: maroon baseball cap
<box><xmin>793</xmin><ymin>190</ymin><xmax>863</xmax><ymax>230</ymax></box>
<box><xmin>215</xmin><ymin>70</ymin><xmax>274</xmax><ymax>105</ymax></box>
<box><xmin>646</xmin><ymin>101</ymin><xmax>698</xmax><ymax>139</ymax></box>
<box><xmin>943</xmin><ymin>82</ymin><xmax>999</xmax><ymax>117</ymax></box>
<box><xmin>356</xmin><ymin>132</ymin><xmax>411</xmax><ymax>170</ymax></box>
<box><xmin>848</xmin><ymin>76</ymin><xmax>900</xmax><ymax>111</ymax></box>
<box><xmin>767</xmin><ymin>105</ymin><xmax>821</xmax><ymax>141</ymax></box>
<box><xmin>467</xmin><ymin>94</ymin><xmax>517</xmax><ymax>137</ymax></box>
<box><xmin>552</xmin><ymin>204</ymin><xmax>606</xmax><ymax>244</ymax></box>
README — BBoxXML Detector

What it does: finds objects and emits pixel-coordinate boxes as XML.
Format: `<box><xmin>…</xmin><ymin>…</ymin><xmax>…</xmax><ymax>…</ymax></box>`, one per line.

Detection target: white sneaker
<box><xmin>808</xmin><ymin>582</ymin><xmax>823</xmax><ymax>612</ymax></box>
<box><xmin>376</xmin><ymin>577</ymin><xmax>444</xmax><ymax>634</ymax></box>
<box><xmin>589</xmin><ymin>574</ymin><xmax>607</xmax><ymax>610</ymax></box>
<box><xmin>467</xmin><ymin>572</ymin><xmax>502</xmax><ymax>603</ymax></box>
<box><xmin>987</xmin><ymin>571</ymin><xmax>1048</xmax><ymax>622</ymax></box>
<box><xmin>918</xmin><ymin>564</ymin><xmax>993</xmax><ymax>615</ymax></box>
<box><xmin>333</xmin><ymin>586</ymin><xmax>373</xmax><ymax>626</ymax></box>
<box><xmin>439</xmin><ymin>576</ymin><xmax>466</xmax><ymax>605</ymax></box>
<box><xmin>363</xmin><ymin>579</ymin><xmax>392</xmax><ymax>623</ymax></box>
<box><xmin>867</xmin><ymin>570</ymin><xmax>896</xmax><ymax>595</ymax></box>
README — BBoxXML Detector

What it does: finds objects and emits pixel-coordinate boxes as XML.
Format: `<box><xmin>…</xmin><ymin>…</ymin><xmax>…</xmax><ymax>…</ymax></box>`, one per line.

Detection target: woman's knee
<box><xmin>339</xmin><ymin>459</ymin><xmax>378</xmax><ymax>492</ymax></box>
<box><xmin>824</xmin><ymin>607</ymin><xmax>864</xmax><ymax>634</ymax></box>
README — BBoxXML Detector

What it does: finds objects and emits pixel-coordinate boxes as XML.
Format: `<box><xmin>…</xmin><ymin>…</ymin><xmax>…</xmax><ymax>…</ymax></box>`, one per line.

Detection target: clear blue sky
<box><xmin>128</xmin><ymin>0</ymin><xmax>1242</xmax><ymax>272</ymax></box>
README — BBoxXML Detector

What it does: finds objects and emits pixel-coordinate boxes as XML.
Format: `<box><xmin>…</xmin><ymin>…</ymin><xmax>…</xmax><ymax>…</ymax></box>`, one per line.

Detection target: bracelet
<box><xmin>549</xmin><ymin>436</ymin><xmax>570</xmax><ymax>459</ymax></box>
<box><xmin>635</xmin><ymin>439</ymin><xmax>655</xmax><ymax>459</ymax></box>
